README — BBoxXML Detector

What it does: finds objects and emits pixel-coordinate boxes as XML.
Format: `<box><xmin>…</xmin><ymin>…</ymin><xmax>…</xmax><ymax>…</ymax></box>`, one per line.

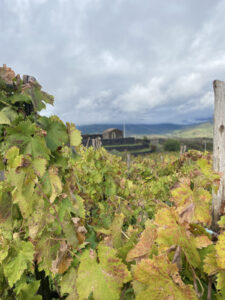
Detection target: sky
<box><xmin>1</xmin><ymin>0</ymin><xmax>225</xmax><ymax>125</ymax></box>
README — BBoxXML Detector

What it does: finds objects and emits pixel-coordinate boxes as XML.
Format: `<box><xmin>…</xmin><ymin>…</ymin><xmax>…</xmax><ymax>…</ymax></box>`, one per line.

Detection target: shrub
<box><xmin>163</xmin><ymin>139</ymin><xmax>180</xmax><ymax>152</ymax></box>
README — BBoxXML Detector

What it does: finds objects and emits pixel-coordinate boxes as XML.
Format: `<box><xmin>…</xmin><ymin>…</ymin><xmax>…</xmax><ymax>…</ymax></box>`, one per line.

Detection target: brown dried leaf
<box><xmin>0</xmin><ymin>64</ymin><xmax>16</xmax><ymax>85</ymax></box>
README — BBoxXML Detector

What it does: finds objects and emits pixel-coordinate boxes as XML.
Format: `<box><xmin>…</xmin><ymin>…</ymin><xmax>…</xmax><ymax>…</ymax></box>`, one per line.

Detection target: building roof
<box><xmin>103</xmin><ymin>128</ymin><xmax>122</xmax><ymax>134</ymax></box>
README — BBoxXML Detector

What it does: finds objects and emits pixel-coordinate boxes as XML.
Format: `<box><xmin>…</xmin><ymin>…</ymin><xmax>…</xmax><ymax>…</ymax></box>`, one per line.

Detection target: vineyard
<box><xmin>0</xmin><ymin>66</ymin><xmax>224</xmax><ymax>300</ymax></box>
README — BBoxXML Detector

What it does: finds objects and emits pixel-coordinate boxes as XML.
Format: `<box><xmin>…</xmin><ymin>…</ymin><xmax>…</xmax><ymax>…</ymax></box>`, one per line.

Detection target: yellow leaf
<box><xmin>126</xmin><ymin>220</ymin><xmax>156</xmax><ymax>262</ymax></box>
<box><xmin>49</xmin><ymin>167</ymin><xmax>62</xmax><ymax>203</ymax></box>
<box><xmin>203</xmin><ymin>249</ymin><xmax>219</xmax><ymax>276</ymax></box>
<box><xmin>216</xmin><ymin>232</ymin><xmax>225</xmax><ymax>269</ymax></box>
<box><xmin>133</xmin><ymin>254</ymin><xmax>197</xmax><ymax>300</ymax></box>
<box><xmin>195</xmin><ymin>235</ymin><xmax>212</xmax><ymax>249</ymax></box>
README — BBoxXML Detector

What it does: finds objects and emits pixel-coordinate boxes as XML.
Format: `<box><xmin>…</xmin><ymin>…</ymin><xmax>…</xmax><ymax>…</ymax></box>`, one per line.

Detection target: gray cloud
<box><xmin>1</xmin><ymin>0</ymin><xmax>224</xmax><ymax>125</ymax></box>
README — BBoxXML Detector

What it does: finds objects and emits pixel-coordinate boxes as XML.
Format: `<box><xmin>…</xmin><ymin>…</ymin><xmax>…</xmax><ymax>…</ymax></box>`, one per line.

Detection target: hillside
<box><xmin>169</xmin><ymin>122</ymin><xmax>213</xmax><ymax>138</ymax></box>
<box><xmin>77</xmin><ymin>122</ymin><xmax>213</xmax><ymax>139</ymax></box>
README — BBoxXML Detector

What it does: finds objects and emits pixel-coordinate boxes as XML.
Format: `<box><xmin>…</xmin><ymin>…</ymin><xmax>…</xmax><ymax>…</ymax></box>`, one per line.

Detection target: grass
<box><xmin>129</xmin><ymin>148</ymin><xmax>151</xmax><ymax>153</ymax></box>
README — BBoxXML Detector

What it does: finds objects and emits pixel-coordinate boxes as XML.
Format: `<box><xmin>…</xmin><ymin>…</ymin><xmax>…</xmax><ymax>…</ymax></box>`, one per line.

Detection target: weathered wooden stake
<box><xmin>127</xmin><ymin>153</ymin><xmax>131</xmax><ymax>170</ymax></box>
<box><xmin>212</xmin><ymin>80</ymin><xmax>225</xmax><ymax>230</ymax></box>
<box><xmin>180</xmin><ymin>145</ymin><xmax>186</xmax><ymax>155</ymax></box>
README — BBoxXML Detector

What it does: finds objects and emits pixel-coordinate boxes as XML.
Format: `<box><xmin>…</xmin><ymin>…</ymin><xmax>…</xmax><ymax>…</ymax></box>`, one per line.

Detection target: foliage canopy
<box><xmin>0</xmin><ymin>65</ymin><xmax>223</xmax><ymax>299</ymax></box>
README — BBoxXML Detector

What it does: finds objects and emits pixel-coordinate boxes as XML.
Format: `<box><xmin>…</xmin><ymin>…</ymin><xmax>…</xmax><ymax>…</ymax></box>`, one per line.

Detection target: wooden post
<box><xmin>180</xmin><ymin>145</ymin><xmax>183</xmax><ymax>155</ymax></box>
<box><xmin>86</xmin><ymin>137</ymin><xmax>90</xmax><ymax>148</ymax></box>
<box><xmin>92</xmin><ymin>137</ymin><xmax>102</xmax><ymax>150</ymax></box>
<box><xmin>127</xmin><ymin>153</ymin><xmax>131</xmax><ymax>170</ymax></box>
<box><xmin>92</xmin><ymin>138</ymin><xmax>96</xmax><ymax>149</ymax></box>
<box><xmin>212</xmin><ymin>80</ymin><xmax>225</xmax><ymax>230</ymax></box>
<box><xmin>204</xmin><ymin>139</ymin><xmax>207</xmax><ymax>152</ymax></box>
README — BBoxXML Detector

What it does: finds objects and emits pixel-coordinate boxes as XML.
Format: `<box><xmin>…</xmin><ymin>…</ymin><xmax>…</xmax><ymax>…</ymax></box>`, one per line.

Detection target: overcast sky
<box><xmin>1</xmin><ymin>0</ymin><xmax>225</xmax><ymax>125</ymax></box>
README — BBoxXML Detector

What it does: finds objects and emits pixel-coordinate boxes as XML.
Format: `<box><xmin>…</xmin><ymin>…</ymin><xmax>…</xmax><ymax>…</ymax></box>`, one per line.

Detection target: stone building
<box><xmin>102</xmin><ymin>128</ymin><xmax>123</xmax><ymax>139</ymax></box>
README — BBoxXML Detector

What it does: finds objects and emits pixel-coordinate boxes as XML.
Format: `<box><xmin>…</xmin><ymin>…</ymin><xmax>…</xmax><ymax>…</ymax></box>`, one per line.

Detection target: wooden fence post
<box><xmin>212</xmin><ymin>80</ymin><xmax>225</xmax><ymax>230</ymax></box>
<box><xmin>127</xmin><ymin>153</ymin><xmax>131</xmax><ymax>170</ymax></box>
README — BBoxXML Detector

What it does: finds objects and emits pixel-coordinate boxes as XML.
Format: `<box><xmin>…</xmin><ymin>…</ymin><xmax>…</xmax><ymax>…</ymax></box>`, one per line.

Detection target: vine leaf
<box><xmin>6</xmin><ymin>120</ymin><xmax>50</xmax><ymax>159</ymax></box>
<box><xmin>218</xmin><ymin>216</ymin><xmax>225</xmax><ymax>228</ymax></box>
<box><xmin>154</xmin><ymin>207</ymin><xmax>200</xmax><ymax>268</ymax></box>
<box><xmin>195</xmin><ymin>235</ymin><xmax>212</xmax><ymax>249</ymax></box>
<box><xmin>126</xmin><ymin>220</ymin><xmax>156</xmax><ymax>262</ymax></box>
<box><xmin>3</xmin><ymin>241</ymin><xmax>34</xmax><ymax>287</ymax></box>
<box><xmin>77</xmin><ymin>243</ymin><xmax>131</xmax><ymax>300</ymax></box>
<box><xmin>32</xmin><ymin>158</ymin><xmax>47</xmax><ymax>177</ymax></box>
<box><xmin>171</xmin><ymin>179</ymin><xmax>212</xmax><ymax>226</ymax></box>
<box><xmin>49</xmin><ymin>166</ymin><xmax>62</xmax><ymax>203</ymax></box>
<box><xmin>132</xmin><ymin>255</ymin><xmax>197</xmax><ymax>300</ymax></box>
<box><xmin>110</xmin><ymin>213</ymin><xmax>124</xmax><ymax>248</ymax></box>
<box><xmin>51</xmin><ymin>242</ymin><xmax>72</xmax><ymax>274</ymax></box>
<box><xmin>35</xmin><ymin>230</ymin><xmax>60</xmax><ymax>275</ymax></box>
<box><xmin>60</xmin><ymin>267</ymin><xmax>78</xmax><ymax>299</ymax></box>
<box><xmin>5</xmin><ymin>146</ymin><xmax>22</xmax><ymax>169</ymax></box>
<box><xmin>38</xmin><ymin>116</ymin><xmax>69</xmax><ymax>152</ymax></box>
<box><xmin>216</xmin><ymin>272</ymin><xmax>225</xmax><ymax>297</ymax></box>
<box><xmin>203</xmin><ymin>247</ymin><xmax>219</xmax><ymax>276</ymax></box>
<box><xmin>0</xmin><ymin>107</ymin><xmax>18</xmax><ymax>124</ymax></box>
<box><xmin>215</xmin><ymin>232</ymin><xmax>225</xmax><ymax>269</ymax></box>
<box><xmin>15</xmin><ymin>280</ymin><xmax>41</xmax><ymax>300</ymax></box>
<box><xmin>67</xmin><ymin>123</ymin><xmax>82</xmax><ymax>147</ymax></box>
<box><xmin>0</xmin><ymin>110</ymin><xmax>11</xmax><ymax>125</ymax></box>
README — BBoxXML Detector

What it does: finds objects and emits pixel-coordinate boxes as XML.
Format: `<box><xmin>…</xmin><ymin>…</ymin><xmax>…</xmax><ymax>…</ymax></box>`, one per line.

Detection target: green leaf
<box><xmin>110</xmin><ymin>213</ymin><xmax>124</xmax><ymax>249</ymax></box>
<box><xmin>217</xmin><ymin>272</ymin><xmax>225</xmax><ymax>297</ymax></box>
<box><xmin>215</xmin><ymin>232</ymin><xmax>225</xmax><ymax>269</ymax></box>
<box><xmin>67</xmin><ymin>123</ymin><xmax>81</xmax><ymax>147</ymax></box>
<box><xmin>0</xmin><ymin>245</ymin><xmax>9</xmax><ymax>263</ymax></box>
<box><xmin>38</xmin><ymin>116</ymin><xmax>68</xmax><ymax>151</ymax></box>
<box><xmin>5</xmin><ymin>146</ymin><xmax>22</xmax><ymax>168</ymax></box>
<box><xmin>0</xmin><ymin>110</ymin><xmax>11</xmax><ymax>125</ymax></box>
<box><xmin>77</xmin><ymin>243</ymin><xmax>131</xmax><ymax>300</ymax></box>
<box><xmin>1</xmin><ymin>107</ymin><xmax>18</xmax><ymax>123</ymax></box>
<box><xmin>60</xmin><ymin>267</ymin><xmax>78</xmax><ymax>299</ymax></box>
<box><xmin>32</xmin><ymin>158</ymin><xmax>47</xmax><ymax>177</ymax></box>
<box><xmin>218</xmin><ymin>216</ymin><xmax>225</xmax><ymax>228</ymax></box>
<box><xmin>29</xmin><ymin>84</ymin><xmax>54</xmax><ymax>111</ymax></box>
<box><xmin>203</xmin><ymin>247</ymin><xmax>219</xmax><ymax>276</ymax></box>
<box><xmin>6</xmin><ymin>120</ymin><xmax>50</xmax><ymax>159</ymax></box>
<box><xmin>3</xmin><ymin>241</ymin><xmax>34</xmax><ymax>287</ymax></box>
<box><xmin>62</xmin><ymin>214</ymin><xmax>79</xmax><ymax>248</ymax></box>
<box><xmin>15</xmin><ymin>279</ymin><xmax>41</xmax><ymax>300</ymax></box>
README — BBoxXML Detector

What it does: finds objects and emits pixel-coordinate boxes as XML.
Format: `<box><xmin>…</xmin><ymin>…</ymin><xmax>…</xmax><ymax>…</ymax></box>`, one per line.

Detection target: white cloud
<box><xmin>114</xmin><ymin>77</ymin><xmax>165</xmax><ymax>113</ymax></box>
<box><xmin>1</xmin><ymin>0</ymin><xmax>224</xmax><ymax>124</ymax></box>
<box><xmin>167</xmin><ymin>73</ymin><xmax>204</xmax><ymax>100</ymax></box>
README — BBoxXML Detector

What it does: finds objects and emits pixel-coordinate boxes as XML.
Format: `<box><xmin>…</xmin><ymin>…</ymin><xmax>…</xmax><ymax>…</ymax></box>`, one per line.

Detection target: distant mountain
<box><xmin>77</xmin><ymin>123</ymin><xmax>190</xmax><ymax>136</ymax></box>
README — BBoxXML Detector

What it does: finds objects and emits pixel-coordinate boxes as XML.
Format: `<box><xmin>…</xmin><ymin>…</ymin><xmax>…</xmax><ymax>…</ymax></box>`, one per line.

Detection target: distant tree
<box><xmin>143</xmin><ymin>136</ymin><xmax>148</xmax><ymax>141</ymax></box>
<box><xmin>150</xmin><ymin>144</ymin><xmax>157</xmax><ymax>152</ymax></box>
<box><xmin>164</xmin><ymin>139</ymin><xmax>180</xmax><ymax>152</ymax></box>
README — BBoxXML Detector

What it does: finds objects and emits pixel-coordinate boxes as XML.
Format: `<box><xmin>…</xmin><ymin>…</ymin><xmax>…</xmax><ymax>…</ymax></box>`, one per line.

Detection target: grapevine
<box><xmin>0</xmin><ymin>65</ymin><xmax>223</xmax><ymax>299</ymax></box>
